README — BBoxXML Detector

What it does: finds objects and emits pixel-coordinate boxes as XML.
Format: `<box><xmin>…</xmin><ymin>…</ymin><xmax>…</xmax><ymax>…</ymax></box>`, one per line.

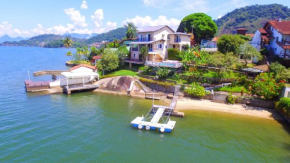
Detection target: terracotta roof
<box><xmin>93</xmin><ymin>56</ymin><xmax>102</xmax><ymax>60</ymax></box>
<box><xmin>259</xmin><ymin>28</ymin><xmax>267</xmax><ymax>34</ymax></box>
<box><xmin>245</xmin><ymin>34</ymin><xmax>254</xmax><ymax>38</ymax></box>
<box><xmin>261</xmin><ymin>35</ymin><xmax>269</xmax><ymax>41</ymax></box>
<box><xmin>276</xmin><ymin>41</ymin><xmax>290</xmax><ymax>49</ymax></box>
<box><xmin>69</xmin><ymin>64</ymin><xmax>96</xmax><ymax>71</ymax></box>
<box><xmin>212</xmin><ymin>37</ymin><xmax>218</xmax><ymax>42</ymax></box>
<box><xmin>267</xmin><ymin>20</ymin><xmax>290</xmax><ymax>35</ymax></box>
<box><xmin>254</xmin><ymin>64</ymin><xmax>269</xmax><ymax>72</ymax></box>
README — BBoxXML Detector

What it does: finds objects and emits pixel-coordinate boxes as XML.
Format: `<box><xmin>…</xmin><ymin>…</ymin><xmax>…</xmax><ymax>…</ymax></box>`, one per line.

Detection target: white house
<box><xmin>251</xmin><ymin>20</ymin><xmax>290</xmax><ymax>58</ymax></box>
<box><xmin>125</xmin><ymin>25</ymin><xmax>191</xmax><ymax>68</ymax></box>
<box><xmin>50</xmin><ymin>64</ymin><xmax>99</xmax><ymax>87</ymax></box>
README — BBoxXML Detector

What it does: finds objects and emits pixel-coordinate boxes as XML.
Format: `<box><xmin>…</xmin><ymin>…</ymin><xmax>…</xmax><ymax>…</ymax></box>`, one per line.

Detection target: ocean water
<box><xmin>0</xmin><ymin>46</ymin><xmax>290</xmax><ymax>162</ymax></box>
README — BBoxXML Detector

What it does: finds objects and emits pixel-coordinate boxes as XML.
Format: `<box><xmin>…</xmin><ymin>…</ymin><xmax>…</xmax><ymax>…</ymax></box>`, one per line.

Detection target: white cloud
<box><xmin>123</xmin><ymin>15</ymin><xmax>180</xmax><ymax>31</ymax></box>
<box><xmin>80</xmin><ymin>0</ymin><xmax>88</xmax><ymax>9</ymax></box>
<box><xmin>91</xmin><ymin>9</ymin><xmax>104</xmax><ymax>28</ymax></box>
<box><xmin>64</xmin><ymin>8</ymin><xmax>87</xmax><ymax>27</ymax></box>
<box><xmin>0</xmin><ymin>21</ymin><xmax>30</xmax><ymax>37</ymax></box>
<box><xmin>105</xmin><ymin>21</ymin><xmax>117</xmax><ymax>31</ymax></box>
<box><xmin>142</xmin><ymin>0</ymin><xmax>173</xmax><ymax>8</ymax></box>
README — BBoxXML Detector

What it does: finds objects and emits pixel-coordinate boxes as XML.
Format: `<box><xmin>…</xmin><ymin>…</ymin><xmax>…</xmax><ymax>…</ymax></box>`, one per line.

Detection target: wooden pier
<box><xmin>64</xmin><ymin>84</ymin><xmax>99</xmax><ymax>94</ymax></box>
<box><xmin>25</xmin><ymin>80</ymin><xmax>50</xmax><ymax>92</ymax></box>
<box><xmin>33</xmin><ymin>70</ymin><xmax>67</xmax><ymax>76</ymax></box>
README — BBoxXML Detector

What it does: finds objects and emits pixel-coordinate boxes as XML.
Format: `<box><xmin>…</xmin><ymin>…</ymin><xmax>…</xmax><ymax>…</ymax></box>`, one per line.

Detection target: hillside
<box><xmin>216</xmin><ymin>4</ymin><xmax>290</xmax><ymax>35</ymax></box>
<box><xmin>86</xmin><ymin>27</ymin><xmax>127</xmax><ymax>44</ymax></box>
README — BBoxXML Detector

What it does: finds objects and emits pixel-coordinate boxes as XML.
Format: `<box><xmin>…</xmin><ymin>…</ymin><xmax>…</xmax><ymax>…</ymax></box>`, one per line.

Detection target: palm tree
<box><xmin>63</xmin><ymin>37</ymin><xmax>73</xmax><ymax>61</ymax></box>
<box><xmin>124</xmin><ymin>22</ymin><xmax>137</xmax><ymax>40</ymax></box>
<box><xmin>113</xmin><ymin>39</ymin><xmax>120</xmax><ymax>48</ymax></box>
<box><xmin>63</xmin><ymin>37</ymin><xmax>73</xmax><ymax>48</ymax></box>
<box><xmin>140</xmin><ymin>46</ymin><xmax>149</xmax><ymax>63</ymax></box>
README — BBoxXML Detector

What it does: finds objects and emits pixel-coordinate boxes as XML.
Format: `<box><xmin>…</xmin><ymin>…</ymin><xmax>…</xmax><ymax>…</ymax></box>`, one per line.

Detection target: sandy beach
<box><xmin>176</xmin><ymin>97</ymin><xmax>284</xmax><ymax>121</ymax></box>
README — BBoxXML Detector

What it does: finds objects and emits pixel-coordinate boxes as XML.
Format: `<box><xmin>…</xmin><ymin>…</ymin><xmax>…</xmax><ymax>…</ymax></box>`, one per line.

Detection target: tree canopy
<box><xmin>217</xmin><ymin>34</ymin><xmax>246</xmax><ymax>54</ymax></box>
<box><xmin>97</xmin><ymin>50</ymin><xmax>119</xmax><ymax>74</ymax></box>
<box><xmin>177</xmin><ymin>13</ymin><xmax>217</xmax><ymax>44</ymax></box>
<box><xmin>124</xmin><ymin>22</ymin><xmax>137</xmax><ymax>39</ymax></box>
<box><xmin>238</xmin><ymin>43</ymin><xmax>262</xmax><ymax>66</ymax></box>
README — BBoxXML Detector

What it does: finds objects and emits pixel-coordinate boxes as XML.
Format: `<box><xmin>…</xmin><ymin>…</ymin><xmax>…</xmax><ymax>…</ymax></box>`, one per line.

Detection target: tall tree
<box><xmin>239</xmin><ymin>43</ymin><xmax>262</xmax><ymax>66</ymax></box>
<box><xmin>116</xmin><ymin>45</ymin><xmax>129</xmax><ymax>68</ymax></box>
<box><xmin>177</xmin><ymin>13</ymin><xmax>217</xmax><ymax>44</ymax></box>
<box><xmin>97</xmin><ymin>50</ymin><xmax>119</xmax><ymax>74</ymax></box>
<box><xmin>124</xmin><ymin>22</ymin><xmax>137</xmax><ymax>40</ymax></box>
<box><xmin>217</xmin><ymin>34</ymin><xmax>246</xmax><ymax>54</ymax></box>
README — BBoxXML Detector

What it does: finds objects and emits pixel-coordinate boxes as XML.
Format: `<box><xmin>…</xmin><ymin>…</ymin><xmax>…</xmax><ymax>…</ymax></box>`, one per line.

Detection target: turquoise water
<box><xmin>0</xmin><ymin>47</ymin><xmax>290</xmax><ymax>162</ymax></box>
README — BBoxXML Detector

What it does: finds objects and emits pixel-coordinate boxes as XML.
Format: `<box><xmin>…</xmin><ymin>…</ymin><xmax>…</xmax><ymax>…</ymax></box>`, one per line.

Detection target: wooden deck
<box><xmin>33</xmin><ymin>70</ymin><xmax>67</xmax><ymax>76</ymax></box>
<box><xmin>25</xmin><ymin>80</ymin><xmax>50</xmax><ymax>92</ymax></box>
<box><xmin>64</xmin><ymin>84</ymin><xmax>99</xmax><ymax>94</ymax></box>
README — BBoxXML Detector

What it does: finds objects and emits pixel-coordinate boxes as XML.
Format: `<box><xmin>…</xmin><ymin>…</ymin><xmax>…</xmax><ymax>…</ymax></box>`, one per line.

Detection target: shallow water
<box><xmin>0</xmin><ymin>47</ymin><xmax>290</xmax><ymax>162</ymax></box>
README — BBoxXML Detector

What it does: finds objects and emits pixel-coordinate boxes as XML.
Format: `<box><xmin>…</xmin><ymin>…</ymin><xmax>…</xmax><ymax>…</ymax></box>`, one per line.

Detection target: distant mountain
<box><xmin>86</xmin><ymin>27</ymin><xmax>127</xmax><ymax>44</ymax></box>
<box><xmin>0</xmin><ymin>34</ymin><xmax>85</xmax><ymax>48</ymax></box>
<box><xmin>63</xmin><ymin>33</ymin><xmax>98</xmax><ymax>39</ymax></box>
<box><xmin>0</xmin><ymin>35</ymin><xmax>26</xmax><ymax>43</ymax></box>
<box><xmin>216</xmin><ymin>4</ymin><xmax>290</xmax><ymax>35</ymax></box>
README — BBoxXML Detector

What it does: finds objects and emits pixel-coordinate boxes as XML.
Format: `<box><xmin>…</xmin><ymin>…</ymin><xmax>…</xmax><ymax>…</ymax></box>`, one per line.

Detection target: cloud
<box><xmin>64</xmin><ymin>8</ymin><xmax>87</xmax><ymax>27</ymax></box>
<box><xmin>91</xmin><ymin>9</ymin><xmax>104</xmax><ymax>28</ymax></box>
<box><xmin>123</xmin><ymin>15</ymin><xmax>180</xmax><ymax>31</ymax></box>
<box><xmin>105</xmin><ymin>21</ymin><xmax>117</xmax><ymax>31</ymax></box>
<box><xmin>142</xmin><ymin>0</ymin><xmax>173</xmax><ymax>8</ymax></box>
<box><xmin>0</xmin><ymin>21</ymin><xmax>29</xmax><ymax>37</ymax></box>
<box><xmin>80</xmin><ymin>0</ymin><xmax>88</xmax><ymax>9</ymax></box>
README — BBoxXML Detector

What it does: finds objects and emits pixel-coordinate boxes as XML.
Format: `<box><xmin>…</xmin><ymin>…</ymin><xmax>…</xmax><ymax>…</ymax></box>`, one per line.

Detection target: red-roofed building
<box><xmin>251</xmin><ymin>19</ymin><xmax>290</xmax><ymax>58</ymax></box>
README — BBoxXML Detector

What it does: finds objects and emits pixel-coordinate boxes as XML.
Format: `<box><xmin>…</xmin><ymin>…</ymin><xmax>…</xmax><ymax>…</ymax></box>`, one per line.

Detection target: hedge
<box><xmin>139</xmin><ymin>77</ymin><xmax>175</xmax><ymax>88</ymax></box>
<box><xmin>168</xmin><ymin>48</ymin><xmax>181</xmax><ymax>60</ymax></box>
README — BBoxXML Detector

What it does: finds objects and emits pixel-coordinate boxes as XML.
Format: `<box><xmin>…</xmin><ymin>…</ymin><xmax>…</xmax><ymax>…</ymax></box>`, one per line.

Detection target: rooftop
<box><xmin>138</xmin><ymin>25</ymin><xmax>173</xmax><ymax>33</ymax></box>
<box><xmin>69</xmin><ymin>64</ymin><xmax>96</xmax><ymax>71</ymax></box>
<box><xmin>266</xmin><ymin>20</ymin><xmax>290</xmax><ymax>35</ymax></box>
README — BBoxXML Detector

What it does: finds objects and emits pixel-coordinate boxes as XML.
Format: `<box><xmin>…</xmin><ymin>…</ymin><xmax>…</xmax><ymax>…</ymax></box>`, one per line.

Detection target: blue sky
<box><xmin>0</xmin><ymin>0</ymin><xmax>289</xmax><ymax>37</ymax></box>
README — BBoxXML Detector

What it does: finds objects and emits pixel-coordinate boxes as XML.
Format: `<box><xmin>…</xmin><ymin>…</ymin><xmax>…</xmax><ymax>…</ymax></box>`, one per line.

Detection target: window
<box><xmin>275</xmin><ymin>48</ymin><xmax>277</xmax><ymax>51</ymax></box>
<box><xmin>134</xmin><ymin>54</ymin><xmax>136</xmax><ymax>58</ymax></box>
<box><xmin>158</xmin><ymin>44</ymin><xmax>162</xmax><ymax>49</ymax></box>
<box><xmin>276</xmin><ymin>37</ymin><xmax>279</xmax><ymax>42</ymax></box>
<box><xmin>167</xmin><ymin>35</ymin><xmax>170</xmax><ymax>39</ymax></box>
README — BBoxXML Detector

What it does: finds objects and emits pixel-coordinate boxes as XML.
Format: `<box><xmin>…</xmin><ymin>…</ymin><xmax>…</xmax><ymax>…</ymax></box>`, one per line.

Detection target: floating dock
<box><xmin>131</xmin><ymin>105</ymin><xmax>176</xmax><ymax>133</ymax></box>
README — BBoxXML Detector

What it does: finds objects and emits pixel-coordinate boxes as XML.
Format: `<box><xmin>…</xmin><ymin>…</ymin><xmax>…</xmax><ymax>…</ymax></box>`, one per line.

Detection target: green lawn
<box><xmin>107</xmin><ymin>70</ymin><xmax>138</xmax><ymax>77</ymax></box>
<box><xmin>215</xmin><ymin>86</ymin><xmax>249</xmax><ymax>93</ymax></box>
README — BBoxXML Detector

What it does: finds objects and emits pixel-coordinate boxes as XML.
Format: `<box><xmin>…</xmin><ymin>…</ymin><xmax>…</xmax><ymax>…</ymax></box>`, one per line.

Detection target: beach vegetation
<box><xmin>250</xmin><ymin>73</ymin><xmax>285</xmax><ymax>100</ymax></box>
<box><xmin>226</xmin><ymin>93</ymin><xmax>238</xmax><ymax>104</ymax></box>
<box><xmin>275</xmin><ymin>97</ymin><xmax>290</xmax><ymax>118</ymax></box>
<box><xmin>184</xmin><ymin>83</ymin><xmax>207</xmax><ymax>98</ymax></box>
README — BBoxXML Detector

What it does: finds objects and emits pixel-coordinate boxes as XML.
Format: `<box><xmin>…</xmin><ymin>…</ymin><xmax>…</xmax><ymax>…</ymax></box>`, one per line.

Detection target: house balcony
<box><xmin>174</xmin><ymin>38</ymin><xmax>181</xmax><ymax>43</ymax></box>
<box><xmin>137</xmin><ymin>37</ymin><xmax>152</xmax><ymax>42</ymax></box>
<box><xmin>131</xmin><ymin>47</ymin><xmax>139</xmax><ymax>51</ymax></box>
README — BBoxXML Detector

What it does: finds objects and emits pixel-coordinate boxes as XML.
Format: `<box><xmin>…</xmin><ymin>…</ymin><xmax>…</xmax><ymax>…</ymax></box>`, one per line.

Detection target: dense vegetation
<box><xmin>216</xmin><ymin>4</ymin><xmax>290</xmax><ymax>34</ymax></box>
<box><xmin>85</xmin><ymin>27</ymin><xmax>127</xmax><ymax>44</ymax></box>
<box><xmin>177</xmin><ymin>13</ymin><xmax>217</xmax><ymax>43</ymax></box>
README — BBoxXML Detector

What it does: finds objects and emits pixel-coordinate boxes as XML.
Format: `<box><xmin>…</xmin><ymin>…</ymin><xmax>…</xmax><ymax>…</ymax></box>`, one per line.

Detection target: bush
<box><xmin>168</xmin><ymin>48</ymin><xmax>181</xmax><ymax>60</ymax></box>
<box><xmin>251</xmin><ymin>73</ymin><xmax>284</xmax><ymax>100</ymax></box>
<box><xmin>139</xmin><ymin>66</ymin><xmax>151</xmax><ymax>75</ymax></box>
<box><xmin>276</xmin><ymin>97</ymin><xmax>290</xmax><ymax>117</ymax></box>
<box><xmin>184</xmin><ymin>83</ymin><xmax>206</xmax><ymax>98</ymax></box>
<box><xmin>226</xmin><ymin>93</ymin><xmax>237</xmax><ymax>104</ymax></box>
<box><xmin>156</xmin><ymin>67</ymin><xmax>169</xmax><ymax>79</ymax></box>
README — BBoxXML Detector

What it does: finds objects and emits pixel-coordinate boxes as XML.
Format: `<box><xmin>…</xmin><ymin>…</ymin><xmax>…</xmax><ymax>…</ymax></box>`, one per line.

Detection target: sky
<box><xmin>0</xmin><ymin>0</ymin><xmax>289</xmax><ymax>38</ymax></box>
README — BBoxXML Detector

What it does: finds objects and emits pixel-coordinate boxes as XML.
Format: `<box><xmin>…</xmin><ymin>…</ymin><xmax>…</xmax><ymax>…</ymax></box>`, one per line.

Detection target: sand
<box><xmin>176</xmin><ymin>97</ymin><xmax>284</xmax><ymax>121</ymax></box>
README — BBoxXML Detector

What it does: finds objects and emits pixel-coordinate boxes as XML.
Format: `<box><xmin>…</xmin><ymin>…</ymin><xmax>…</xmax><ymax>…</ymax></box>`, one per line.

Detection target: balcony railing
<box><xmin>174</xmin><ymin>38</ymin><xmax>181</xmax><ymax>43</ymax></box>
<box><xmin>131</xmin><ymin>48</ymin><xmax>139</xmax><ymax>51</ymax></box>
<box><xmin>137</xmin><ymin>37</ymin><xmax>152</xmax><ymax>42</ymax></box>
<box><xmin>149</xmin><ymin>48</ymin><xmax>153</xmax><ymax>52</ymax></box>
